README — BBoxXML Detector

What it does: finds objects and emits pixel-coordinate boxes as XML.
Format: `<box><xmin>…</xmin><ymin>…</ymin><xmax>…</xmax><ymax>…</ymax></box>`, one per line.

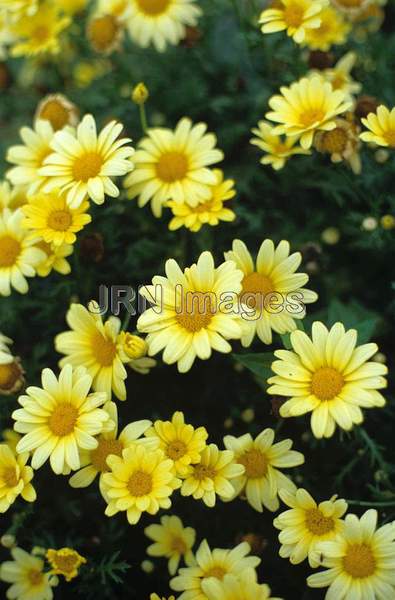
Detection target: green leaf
<box><xmin>327</xmin><ymin>299</ymin><xmax>379</xmax><ymax>343</ymax></box>
<box><xmin>233</xmin><ymin>352</ymin><xmax>274</xmax><ymax>380</ymax></box>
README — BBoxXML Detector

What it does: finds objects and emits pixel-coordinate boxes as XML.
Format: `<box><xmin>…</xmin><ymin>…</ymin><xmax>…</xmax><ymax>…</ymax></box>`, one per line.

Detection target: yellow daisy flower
<box><xmin>34</xmin><ymin>240</ymin><xmax>73</xmax><ymax>277</ymax></box>
<box><xmin>315</xmin><ymin>114</ymin><xmax>362</xmax><ymax>174</ymax></box>
<box><xmin>223</xmin><ymin>428</ymin><xmax>304</xmax><ymax>513</ymax></box>
<box><xmin>35</xmin><ymin>94</ymin><xmax>79</xmax><ymax>132</ymax></box>
<box><xmin>46</xmin><ymin>548</ymin><xmax>86</xmax><ymax>582</ymax></box>
<box><xmin>224</xmin><ymin>239</ymin><xmax>317</xmax><ymax>346</ymax></box>
<box><xmin>273</xmin><ymin>488</ymin><xmax>347</xmax><ymax>566</ymax></box>
<box><xmin>55</xmin><ymin>302</ymin><xmax>129</xmax><ymax>401</ymax></box>
<box><xmin>124</xmin><ymin>118</ymin><xmax>224</xmax><ymax>217</ymax></box>
<box><xmin>267</xmin><ymin>321</ymin><xmax>388</xmax><ymax>438</ymax></box>
<box><xmin>145</xmin><ymin>515</ymin><xmax>196</xmax><ymax>575</ymax></box>
<box><xmin>202</xmin><ymin>570</ymin><xmax>283</xmax><ymax>600</ymax></box>
<box><xmin>180</xmin><ymin>443</ymin><xmax>245</xmax><ymax>508</ymax></box>
<box><xmin>250</xmin><ymin>121</ymin><xmax>311</xmax><ymax>170</ymax></box>
<box><xmin>304</xmin><ymin>5</ymin><xmax>350</xmax><ymax>50</ymax></box>
<box><xmin>0</xmin><ymin>444</ymin><xmax>36</xmax><ymax>513</ymax></box>
<box><xmin>126</xmin><ymin>0</ymin><xmax>202</xmax><ymax>52</ymax></box>
<box><xmin>13</xmin><ymin>364</ymin><xmax>113</xmax><ymax>474</ymax></box>
<box><xmin>170</xmin><ymin>540</ymin><xmax>261</xmax><ymax>600</ymax></box>
<box><xmin>22</xmin><ymin>191</ymin><xmax>91</xmax><ymax>246</ymax></box>
<box><xmin>311</xmin><ymin>52</ymin><xmax>362</xmax><ymax>101</ymax></box>
<box><xmin>0</xmin><ymin>208</ymin><xmax>45</xmax><ymax>296</ymax></box>
<box><xmin>0</xmin><ymin>547</ymin><xmax>58</xmax><ymax>600</ymax></box>
<box><xmin>144</xmin><ymin>411</ymin><xmax>208</xmax><ymax>477</ymax></box>
<box><xmin>0</xmin><ymin>354</ymin><xmax>25</xmax><ymax>396</ymax></box>
<box><xmin>10</xmin><ymin>4</ymin><xmax>71</xmax><ymax>57</ymax></box>
<box><xmin>102</xmin><ymin>444</ymin><xmax>181</xmax><ymax>525</ymax></box>
<box><xmin>41</xmin><ymin>114</ymin><xmax>134</xmax><ymax>208</ymax></box>
<box><xmin>360</xmin><ymin>105</ymin><xmax>395</xmax><ymax>148</ymax></box>
<box><xmin>137</xmin><ymin>251</ymin><xmax>245</xmax><ymax>373</ymax></box>
<box><xmin>87</xmin><ymin>13</ymin><xmax>124</xmax><ymax>55</ymax></box>
<box><xmin>167</xmin><ymin>169</ymin><xmax>236</xmax><ymax>232</ymax></box>
<box><xmin>259</xmin><ymin>0</ymin><xmax>323</xmax><ymax>44</ymax></box>
<box><xmin>307</xmin><ymin>509</ymin><xmax>395</xmax><ymax>599</ymax></box>
<box><xmin>266</xmin><ymin>76</ymin><xmax>352</xmax><ymax>149</ymax></box>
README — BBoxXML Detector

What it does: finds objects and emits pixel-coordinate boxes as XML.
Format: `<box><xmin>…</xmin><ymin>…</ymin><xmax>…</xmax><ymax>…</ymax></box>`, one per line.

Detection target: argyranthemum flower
<box><xmin>180</xmin><ymin>443</ymin><xmax>245</xmax><ymax>508</ymax></box>
<box><xmin>102</xmin><ymin>444</ymin><xmax>181</xmax><ymax>525</ymax></box>
<box><xmin>307</xmin><ymin>509</ymin><xmax>395</xmax><ymax>599</ymax></box>
<box><xmin>250</xmin><ymin>121</ymin><xmax>311</xmax><ymax>170</ymax></box>
<box><xmin>145</xmin><ymin>515</ymin><xmax>196</xmax><ymax>575</ymax></box>
<box><xmin>144</xmin><ymin>411</ymin><xmax>208</xmax><ymax>477</ymax></box>
<box><xmin>124</xmin><ymin>118</ymin><xmax>224</xmax><ymax>217</ymax></box>
<box><xmin>0</xmin><ymin>444</ymin><xmax>36</xmax><ymax>513</ymax></box>
<box><xmin>224</xmin><ymin>239</ymin><xmax>317</xmax><ymax>346</ymax></box>
<box><xmin>315</xmin><ymin>114</ymin><xmax>362</xmax><ymax>174</ymax></box>
<box><xmin>34</xmin><ymin>240</ymin><xmax>73</xmax><ymax>277</ymax></box>
<box><xmin>223</xmin><ymin>428</ymin><xmax>304</xmax><ymax>513</ymax></box>
<box><xmin>6</xmin><ymin>120</ymin><xmax>55</xmax><ymax>196</ymax></box>
<box><xmin>126</xmin><ymin>0</ymin><xmax>202</xmax><ymax>52</ymax></box>
<box><xmin>40</xmin><ymin>114</ymin><xmax>134</xmax><ymax>208</ymax></box>
<box><xmin>55</xmin><ymin>302</ymin><xmax>128</xmax><ymax>401</ymax></box>
<box><xmin>35</xmin><ymin>94</ymin><xmax>79</xmax><ymax>132</ymax></box>
<box><xmin>170</xmin><ymin>540</ymin><xmax>261</xmax><ymax>600</ymax></box>
<box><xmin>69</xmin><ymin>400</ymin><xmax>153</xmax><ymax>490</ymax></box>
<box><xmin>137</xmin><ymin>251</ymin><xmax>245</xmax><ymax>373</ymax></box>
<box><xmin>0</xmin><ymin>547</ymin><xmax>58</xmax><ymax>600</ymax></box>
<box><xmin>10</xmin><ymin>3</ymin><xmax>71</xmax><ymax>57</ymax></box>
<box><xmin>87</xmin><ymin>13</ymin><xmax>124</xmax><ymax>54</ymax></box>
<box><xmin>267</xmin><ymin>322</ymin><xmax>388</xmax><ymax>438</ymax></box>
<box><xmin>22</xmin><ymin>191</ymin><xmax>91</xmax><ymax>246</ymax></box>
<box><xmin>266</xmin><ymin>76</ymin><xmax>352</xmax><ymax>149</ymax></box>
<box><xmin>0</xmin><ymin>208</ymin><xmax>45</xmax><ymax>296</ymax></box>
<box><xmin>304</xmin><ymin>5</ymin><xmax>350</xmax><ymax>50</ymax></box>
<box><xmin>0</xmin><ymin>354</ymin><xmax>25</xmax><ymax>396</ymax></box>
<box><xmin>166</xmin><ymin>169</ymin><xmax>236</xmax><ymax>232</ymax></box>
<box><xmin>13</xmin><ymin>364</ymin><xmax>113</xmax><ymax>474</ymax></box>
<box><xmin>202</xmin><ymin>570</ymin><xmax>283</xmax><ymax>600</ymax></box>
<box><xmin>311</xmin><ymin>52</ymin><xmax>362</xmax><ymax>101</ymax></box>
<box><xmin>259</xmin><ymin>0</ymin><xmax>323</xmax><ymax>44</ymax></box>
<box><xmin>46</xmin><ymin>548</ymin><xmax>86</xmax><ymax>582</ymax></box>
<box><xmin>273</xmin><ymin>488</ymin><xmax>347</xmax><ymax>567</ymax></box>
<box><xmin>360</xmin><ymin>105</ymin><xmax>395</xmax><ymax>148</ymax></box>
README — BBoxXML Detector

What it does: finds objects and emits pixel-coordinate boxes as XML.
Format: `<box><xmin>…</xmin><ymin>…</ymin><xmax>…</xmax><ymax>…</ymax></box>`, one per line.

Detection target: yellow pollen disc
<box><xmin>300</xmin><ymin>107</ymin><xmax>326</xmax><ymax>127</ymax></box>
<box><xmin>193</xmin><ymin>464</ymin><xmax>216</xmax><ymax>481</ymax></box>
<box><xmin>238</xmin><ymin>449</ymin><xmax>268</xmax><ymax>478</ymax></box>
<box><xmin>305</xmin><ymin>508</ymin><xmax>335</xmax><ymax>536</ymax></box>
<box><xmin>330</xmin><ymin>74</ymin><xmax>346</xmax><ymax>90</ymax></box>
<box><xmin>343</xmin><ymin>543</ymin><xmax>376</xmax><ymax>578</ymax></box>
<box><xmin>91</xmin><ymin>331</ymin><xmax>117</xmax><ymax>367</ymax></box>
<box><xmin>283</xmin><ymin>3</ymin><xmax>304</xmax><ymax>27</ymax></box>
<box><xmin>88</xmin><ymin>15</ymin><xmax>119</xmax><ymax>51</ymax></box>
<box><xmin>90</xmin><ymin>438</ymin><xmax>123</xmax><ymax>472</ymax></box>
<box><xmin>176</xmin><ymin>292</ymin><xmax>215</xmax><ymax>333</ymax></box>
<box><xmin>47</xmin><ymin>210</ymin><xmax>73</xmax><ymax>232</ymax></box>
<box><xmin>38</xmin><ymin>100</ymin><xmax>70</xmax><ymax>131</ymax></box>
<box><xmin>171</xmin><ymin>536</ymin><xmax>187</xmax><ymax>554</ymax></box>
<box><xmin>205</xmin><ymin>566</ymin><xmax>227</xmax><ymax>580</ymax></box>
<box><xmin>52</xmin><ymin>553</ymin><xmax>79</xmax><ymax>574</ymax></box>
<box><xmin>48</xmin><ymin>403</ymin><xmax>78</xmax><ymax>437</ymax></box>
<box><xmin>73</xmin><ymin>152</ymin><xmax>103</xmax><ymax>182</ymax></box>
<box><xmin>28</xmin><ymin>569</ymin><xmax>44</xmax><ymax>586</ymax></box>
<box><xmin>2</xmin><ymin>466</ymin><xmax>18</xmax><ymax>488</ymax></box>
<box><xmin>0</xmin><ymin>235</ymin><xmax>21</xmax><ymax>267</ymax></box>
<box><xmin>166</xmin><ymin>439</ymin><xmax>187</xmax><ymax>461</ymax></box>
<box><xmin>311</xmin><ymin>367</ymin><xmax>344</xmax><ymax>401</ymax></box>
<box><xmin>383</xmin><ymin>130</ymin><xmax>395</xmax><ymax>148</ymax></box>
<box><xmin>241</xmin><ymin>272</ymin><xmax>275</xmax><ymax>309</ymax></box>
<box><xmin>35</xmin><ymin>240</ymin><xmax>51</xmax><ymax>256</ymax></box>
<box><xmin>136</xmin><ymin>0</ymin><xmax>171</xmax><ymax>16</ymax></box>
<box><xmin>321</xmin><ymin>128</ymin><xmax>348</xmax><ymax>154</ymax></box>
<box><xmin>156</xmin><ymin>151</ymin><xmax>188</xmax><ymax>183</ymax></box>
<box><xmin>127</xmin><ymin>470</ymin><xmax>153</xmax><ymax>496</ymax></box>
<box><xmin>32</xmin><ymin>26</ymin><xmax>50</xmax><ymax>43</ymax></box>
<box><xmin>0</xmin><ymin>361</ymin><xmax>21</xmax><ymax>389</ymax></box>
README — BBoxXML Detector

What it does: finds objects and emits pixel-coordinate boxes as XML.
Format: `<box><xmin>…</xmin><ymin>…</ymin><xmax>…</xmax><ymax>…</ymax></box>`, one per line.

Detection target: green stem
<box><xmin>139</xmin><ymin>104</ymin><xmax>148</xmax><ymax>133</ymax></box>
<box><xmin>122</xmin><ymin>306</ymin><xmax>133</xmax><ymax>332</ymax></box>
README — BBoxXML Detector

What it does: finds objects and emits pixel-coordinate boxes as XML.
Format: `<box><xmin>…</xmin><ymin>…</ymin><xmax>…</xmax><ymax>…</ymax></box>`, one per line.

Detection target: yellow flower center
<box><xmin>283</xmin><ymin>3</ymin><xmax>305</xmax><ymax>28</ymax></box>
<box><xmin>32</xmin><ymin>25</ymin><xmax>50</xmax><ymax>43</ymax></box>
<box><xmin>51</xmin><ymin>553</ymin><xmax>79</xmax><ymax>575</ymax></box>
<box><xmin>38</xmin><ymin>100</ymin><xmax>70</xmax><ymax>131</ymax></box>
<box><xmin>47</xmin><ymin>210</ymin><xmax>73</xmax><ymax>231</ymax></box>
<box><xmin>90</xmin><ymin>438</ymin><xmax>123</xmax><ymax>472</ymax></box>
<box><xmin>0</xmin><ymin>361</ymin><xmax>22</xmax><ymax>390</ymax></box>
<box><xmin>127</xmin><ymin>470</ymin><xmax>153</xmax><ymax>496</ymax></box>
<box><xmin>311</xmin><ymin>367</ymin><xmax>344</xmax><ymax>401</ymax></box>
<box><xmin>28</xmin><ymin>569</ymin><xmax>44</xmax><ymax>586</ymax></box>
<box><xmin>241</xmin><ymin>272</ymin><xmax>275</xmax><ymax>309</ymax></box>
<box><xmin>330</xmin><ymin>73</ymin><xmax>346</xmax><ymax>91</ymax></box>
<box><xmin>171</xmin><ymin>536</ymin><xmax>187</xmax><ymax>554</ymax></box>
<box><xmin>48</xmin><ymin>403</ymin><xmax>78</xmax><ymax>437</ymax></box>
<box><xmin>166</xmin><ymin>439</ymin><xmax>187</xmax><ymax>461</ymax></box>
<box><xmin>343</xmin><ymin>543</ymin><xmax>376</xmax><ymax>578</ymax></box>
<box><xmin>321</xmin><ymin>128</ymin><xmax>348</xmax><ymax>154</ymax></box>
<box><xmin>305</xmin><ymin>508</ymin><xmax>335</xmax><ymax>536</ymax></box>
<box><xmin>136</xmin><ymin>0</ymin><xmax>171</xmax><ymax>16</ymax></box>
<box><xmin>73</xmin><ymin>152</ymin><xmax>103</xmax><ymax>182</ymax></box>
<box><xmin>156</xmin><ymin>151</ymin><xmax>189</xmax><ymax>183</ymax></box>
<box><xmin>300</xmin><ymin>107</ymin><xmax>326</xmax><ymax>127</ymax></box>
<box><xmin>383</xmin><ymin>130</ymin><xmax>395</xmax><ymax>148</ymax></box>
<box><xmin>0</xmin><ymin>235</ymin><xmax>21</xmax><ymax>267</ymax></box>
<box><xmin>193</xmin><ymin>464</ymin><xmax>216</xmax><ymax>481</ymax></box>
<box><xmin>204</xmin><ymin>566</ymin><xmax>227</xmax><ymax>580</ymax></box>
<box><xmin>88</xmin><ymin>15</ymin><xmax>120</xmax><ymax>51</ymax></box>
<box><xmin>2</xmin><ymin>466</ymin><xmax>18</xmax><ymax>488</ymax></box>
<box><xmin>238</xmin><ymin>449</ymin><xmax>268</xmax><ymax>478</ymax></box>
<box><xmin>91</xmin><ymin>331</ymin><xmax>117</xmax><ymax>366</ymax></box>
<box><xmin>176</xmin><ymin>292</ymin><xmax>215</xmax><ymax>333</ymax></box>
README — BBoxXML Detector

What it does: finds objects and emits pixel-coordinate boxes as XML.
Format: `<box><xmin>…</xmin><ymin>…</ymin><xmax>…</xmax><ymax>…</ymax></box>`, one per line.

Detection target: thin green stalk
<box><xmin>139</xmin><ymin>103</ymin><xmax>148</xmax><ymax>133</ymax></box>
<box><xmin>346</xmin><ymin>500</ymin><xmax>395</xmax><ymax>507</ymax></box>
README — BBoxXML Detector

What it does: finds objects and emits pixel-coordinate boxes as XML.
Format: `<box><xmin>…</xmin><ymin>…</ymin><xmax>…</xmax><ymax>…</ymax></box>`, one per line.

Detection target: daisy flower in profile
<box><xmin>170</xmin><ymin>540</ymin><xmax>261</xmax><ymax>600</ymax></box>
<box><xmin>87</xmin><ymin>13</ymin><xmax>124</xmax><ymax>55</ymax></box>
<box><xmin>224</xmin><ymin>428</ymin><xmax>304</xmax><ymax>513</ymax></box>
<box><xmin>0</xmin><ymin>208</ymin><xmax>45</xmax><ymax>296</ymax></box>
<box><xmin>145</xmin><ymin>515</ymin><xmax>196</xmax><ymax>575</ymax></box>
<box><xmin>124</xmin><ymin>118</ymin><xmax>224</xmax><ymax>217</ymax></box>
<box><xmin>46</xmin><ymin>548</ymin><xmax>86</xmax><ymax>582</ymax></box>
<box><xmin>144</xmin><ymin>411</ymin><xmax>208</xmax><ymax>477</ymax></box>
<box><xmin>266</xmin><ymin>76</ymin><xmax>352</xmax><ymax>149</ymax></box>
<box><xmin>360</xmin><ymin>105</ymin><xmax>395</xmax><ymax>148</ymax></box>
<box><xmin>22</xmin><ymin>191</ymin><xmax>91</xmax><ymax>246</ymax></box>
<box><xmin>55</xmin><ymin>302</ymin><xmax>128</xmax><ymax>401</ymax></box>
<box><xmin>259</xmin><ymin>0</ymin><xmax>323</xmax><ymax>44</ymax></box>
<box><xmin>13</xmin><ymin>364</ymin><xmax>113</xmax><ymax>475</ymax></box>
<box><xmin>167</xmin><ymin>169</ymin><xmax>236</xmax><ymax>232</ymax></box>
<box><xmin>126</xmin><ymin>0</ymin><xmax>202</xmax><ymax>52</ymax></box>
<box><xmin>35</xmin><ymin>94</ymin><xmax>79</xmax><ymax>132</ymax></box>
<box><xmin>307</xmin><ymin>510</ymin><xmax>395</xmax><ymax>600</ymax></box>
<box><xmin>202</xmin><ymin>570</ymin><xmax>283</xmax><ymax>600</ymax></box>
<box><xmin>41</xmin><ymin>114</ymin><xmax>134</xmax><ymax>209</ymax></box>
<box><xmin>224</xmin><ymin>239</ymin><xmax>317</xmax><ymax>346</ymax></box>
<box><xmin>304</xmin><ymin>5</ymin><xmax>350</xmax><ymax>50</ymax></box>
<box><xmin>0</xmin><ymin>444</ymin><xmax>36</xmax><ymax>513</ymax></box>
<box><xmin>315</xmin><ymin>114</ymin><xmax>362</xmax><ymax>174</ymax></box>
<box><xmin>267</xmin><ymin>322</ymin><xmax>388</xmax><ymax>439</ymax></box>
<box><xmin>102</xmin><ymin>444</ymin><xmax>181</xmax><ymax>525</ymax></box>
<box><xmin>180</xmin><ymin>443</ymin><xmax>245</xmax><ymax>508</ymax></box>
<box><xmin>312</xmin><ymin>52</ymin><xmax>362</xmax><ymax>101</ymax></box>
<box><xmin>34</xmin><ymin>240</ymin><xmax>73</xmax><ymax>277</ymax></box>
<box><xmin>0</xmin><ymin>547</ymin><xmax>58</xmax><ymax>600</ymax></box>
<box><xmin>137</xmin><ymin>251</ymin><xmax>245</xmax><ymax>373</ymax></box>
<box><xmin>250</xmin><ymin>121</ymin><xmax>310</xmax><ymax>170</ymax></box>
<box><xmin>273</xmin><ymin>488</ymin><xmax>347</xmax><ymax>567</ymax></box>
<box><xmin>10</xmin><ymin>3</ymin><xmax>71</xmax><ymax>57</ymax></box>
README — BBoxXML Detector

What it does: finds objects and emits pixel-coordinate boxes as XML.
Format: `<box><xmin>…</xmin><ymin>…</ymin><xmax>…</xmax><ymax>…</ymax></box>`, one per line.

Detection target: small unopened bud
<box><xmin>132</xmin><ymin>82</ymin><xmax>149</xmax><ymax>105</ymax></box>
<box><xmin>373</xmin><ymin>352</ymin><xmax>386</xmax><ymax>364</ymax></box>
<box><xmin>321</xmin><ymin>227</ymin><xmax>340</xmax><ymax>245</ymax></box>
<box><xmin>1</xmin><ymin>534</ymin><xmax>16</xmax><ymax>548</ymax></box>
<box><xmin>119</xmin><ymin>333</ymin><xmax>147</xmax><ymax>360</ymax></box>
<box><xmin>375</xmin><ymin>149</ymin><xmax>390</xmax><ymax>164</ymax></box>
<box><xmin>241</xmin><ymin>408</ymin><xmax>255</xmax><ymax>423</ymax></box>
<box><xmin>141</xmin><ymin>560</ymin><xmax>155</xmax><ymax>573</ymax></box>
<box><xmin>380</xmin><ymin>215</ymin><xmax>395</xmax><ymax>230</ymax></box>
<box><xmin>362</xmin><ymin>216</ymin><xmax>378</xmax><ymax>231</ymax></box>
<box><xmin>224</xmin><ymin>417</ymin><xmax>234</xmax><ymax>429</ymax></box>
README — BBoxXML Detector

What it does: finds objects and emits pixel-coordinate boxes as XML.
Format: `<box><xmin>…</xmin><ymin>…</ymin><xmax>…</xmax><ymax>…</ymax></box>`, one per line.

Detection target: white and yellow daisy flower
<box><xmin>10</xmin><ymin>4</ymin><xmax>71</xmax><ymax>57</ymax></box>
<box><xmin>145</xmin><ymin>515</ymin><xmax>196</xmax><ymax>575</ymax></box>
<box><xmin>35</xmin><ymin>94</ymin><xmax>79</xmax><ymax>132</ymax></box>
<box><xmin>0</xmin><ymin>332</ymin><xmax>13</xmax><ymax>363</ymax></box>
<box><xmin>0</xmin><ymin>181</ymin><xmax>28</xmax><ymax>212</ymax></box>
<box><xmin>0</xmin><ymin>547</ymin><xmax>58</xmax><ymax>600</ymax></box>
<box><xmin>259</xmin><ymin>0</ymin><xmax>324</xmax><ymax>44</ymax></box>
<box><xmin>87</xmin><ymin>12</ymin><xmax>124</xmax><ymax>55</ymax></box>
<box><xmin>0</xmin><ymin>354</ymin><xmax>25</xmax><ymax>396</ymax></box>
<box><xmin>0</xmin><ymin>444</ymin><xmax>36</xmax><ymax>513</ymax></box>
<box><xmin>34</xmin><ymin>240</ymin><xmax>73</xmax><ymax>277</ymax></box>
<box><xmin>250</xmin><ymin>121</ymin><xmax>311</xmax><ymax>170</ymax></box>
<box><xmin>360</xmin><ymin>105</ymin><xmax>395</xmax><ymax>148</ymax></box>
<box><xmin>304</xmin><ymin>5</ymin><xmax>350</xmax><ymax>50</ymax></box>
<box><xmin>202</xmin><ymin>570</ymin><xmax>283</xmax><ymax>600</ymax></box>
